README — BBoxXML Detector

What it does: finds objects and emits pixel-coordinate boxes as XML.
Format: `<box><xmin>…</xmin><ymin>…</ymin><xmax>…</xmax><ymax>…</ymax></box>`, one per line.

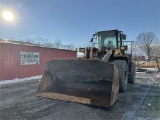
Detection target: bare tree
<box><xmin>152</xmin><ymin>42</ymin><xmax>160</xmax><ymax>71</ymax></box>
<box><xmin>22</xmin><ymin>38</ymin><xmax>75</xmax><ymax>50</ymax></box>
<box><xmin>136</xmin><ymin>32</ymin><xmax>156</xmax><ymax>63</ymax></box>
<box><xmin>52</xmin><ymin>40</ymin><xmax>63</xmax><ymax>48</ymax></box>
<box><xmin>5</xmin><ymin>37</ymin><xmax>76</xmax><ymax>50</ymax></box>
<box><xmin>63</xmin><ymin>44</ymin><xmax>75</xmax><ymax>50</ymax></box>
<box><xmin>52</xmin><ymin>40</ymin><xmax>75</xmax><ymax>50</ymax></box>
<box><xmin>24</xmin><ymin>38</ymin><xmax>52</xmax><ymax>46</ymax></box>
<box><xmin>132</xmin><ymin>48</ymin><xmax>145</xmax><ymax>66</ymax></box>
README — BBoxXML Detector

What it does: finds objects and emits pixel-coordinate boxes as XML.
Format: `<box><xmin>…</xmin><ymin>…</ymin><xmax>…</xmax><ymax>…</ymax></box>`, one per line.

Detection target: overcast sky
<box><xmin>0</xmin><ymin>0</ymin><xmax>159</xmax><ymax>47</ymax></box>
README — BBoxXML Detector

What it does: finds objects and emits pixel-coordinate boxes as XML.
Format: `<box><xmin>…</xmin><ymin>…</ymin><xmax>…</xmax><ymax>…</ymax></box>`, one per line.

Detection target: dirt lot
<box><xmin>0</xmin><ymin>73</ymin><xmax>160</xmax><ymax>120</ymax></box>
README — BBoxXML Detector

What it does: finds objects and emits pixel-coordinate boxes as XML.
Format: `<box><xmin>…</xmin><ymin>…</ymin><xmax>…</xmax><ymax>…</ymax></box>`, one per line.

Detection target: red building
<box><xmin>0</xmin><ymin>40</ymin><xmax>77</xmax><ymax>80</ymax></box>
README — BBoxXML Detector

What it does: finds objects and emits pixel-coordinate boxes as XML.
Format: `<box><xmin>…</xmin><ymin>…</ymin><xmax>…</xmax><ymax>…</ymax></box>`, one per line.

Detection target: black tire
<box><xmin>112</xmin><ymin>60</ymin><xmax>128</xmax><ymax>92</ymax></box>
<box><xmin>128</xmin><ymin>62</ymin><xmax>136</xmax><ymax>84</ymax></box>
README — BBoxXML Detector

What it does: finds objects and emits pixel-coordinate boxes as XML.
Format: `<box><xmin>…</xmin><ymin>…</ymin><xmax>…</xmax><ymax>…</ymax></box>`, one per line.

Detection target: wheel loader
<box><xmin>36</xmin><ymin>29</ymin><xmax>136</xmax><ymax>107</ymax></box>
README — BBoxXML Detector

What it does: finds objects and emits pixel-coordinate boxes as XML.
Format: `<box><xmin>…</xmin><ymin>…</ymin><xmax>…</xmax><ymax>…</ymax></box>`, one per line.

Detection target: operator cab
<box><xmin>78</xmin><ymin>29</ymin><xmax>127</xmax><ymax>59</ymax></box>
<box><xmin>91</xmin><ymin>30</ymin><xmax>126</xmax><ymax>50</ymax></box>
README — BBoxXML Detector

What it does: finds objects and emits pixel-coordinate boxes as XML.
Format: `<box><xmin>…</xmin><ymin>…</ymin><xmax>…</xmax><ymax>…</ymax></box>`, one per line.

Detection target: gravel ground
<box><xmin>0</xmin><ymin>73</ymin><xmax>160</xmax><ymax>120</ymax></box>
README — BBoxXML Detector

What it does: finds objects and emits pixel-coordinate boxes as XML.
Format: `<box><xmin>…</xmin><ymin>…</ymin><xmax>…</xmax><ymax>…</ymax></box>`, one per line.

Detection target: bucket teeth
<box><xmin>37</xmin><ymin>59</ymin><xmax>119</xmax><ymax>107</ymax></box>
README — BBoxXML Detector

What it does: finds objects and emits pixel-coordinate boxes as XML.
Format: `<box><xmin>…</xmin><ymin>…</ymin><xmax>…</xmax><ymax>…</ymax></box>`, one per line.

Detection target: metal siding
<box><xmin>0</xmin><ymin>43</ymin><xmax>77</xmax><ymax>80</ymax></box>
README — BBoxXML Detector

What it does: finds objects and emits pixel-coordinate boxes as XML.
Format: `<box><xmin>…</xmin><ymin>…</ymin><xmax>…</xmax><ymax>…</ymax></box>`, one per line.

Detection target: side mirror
<box><xmin>90</xmin><ymin>38</ymin><xmax>93</xmax><ymax>42</ymax></box>
<box><xmin>121</xmin><ymin>34</ymin><xmax>126</xmax><ymax>40</ymax></box>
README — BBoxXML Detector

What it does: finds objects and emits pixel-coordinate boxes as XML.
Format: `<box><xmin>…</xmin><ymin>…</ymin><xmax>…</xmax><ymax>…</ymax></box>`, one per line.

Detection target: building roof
<box><xmin>0</xmin><ymin>39</ymin><xmax>76</xmax><ymax>52</ymax></box>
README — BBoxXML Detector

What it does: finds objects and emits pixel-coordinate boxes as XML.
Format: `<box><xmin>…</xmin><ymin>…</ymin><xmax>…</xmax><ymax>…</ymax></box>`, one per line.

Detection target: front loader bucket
<box><xmin>36</xmin><ymin>59</ymin><xmax>119</xmax><ymax>107</ymax></box>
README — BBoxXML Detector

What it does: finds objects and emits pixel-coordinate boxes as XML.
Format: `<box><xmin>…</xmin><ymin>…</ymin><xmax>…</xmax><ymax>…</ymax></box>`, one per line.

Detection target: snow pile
<box><xmin>0</xmin><ymin>75</ymin><xmax>42</xmax><ymax>85</ymax></box>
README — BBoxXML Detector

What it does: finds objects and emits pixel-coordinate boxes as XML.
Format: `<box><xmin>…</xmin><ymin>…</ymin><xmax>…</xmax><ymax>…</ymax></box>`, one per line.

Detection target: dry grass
<box><xmin>139</xmin><ymin>62</ymin><xmax>160</xmax><ymax>68</ymax></box>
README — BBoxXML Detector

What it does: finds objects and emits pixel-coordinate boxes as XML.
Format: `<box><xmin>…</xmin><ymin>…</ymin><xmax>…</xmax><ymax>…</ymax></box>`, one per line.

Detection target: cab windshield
<box><xmin>97</xmin><ymin>31</ymin><xmax>117</xmax><ymax>49</ymax></box>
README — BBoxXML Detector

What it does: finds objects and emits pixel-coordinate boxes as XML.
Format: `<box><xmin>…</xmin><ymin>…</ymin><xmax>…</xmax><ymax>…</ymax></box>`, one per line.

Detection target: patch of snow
<box><xmin>137</xmin><ymin>67</ymin><xmax>159</xmax><ymax>72</ymax></box>
<box><xmin>144</xmin><ymin>68</ymin><xmax>158</xmax><ymax>71</ymax></box>
<box><xmin>136</xmin><ymin>72</ymin><xmax>146</xmax><ymax>74</ymax></box>
<box><xmin>0</xmin><ymin>75</ymin><xmax>42</xmax><ymax>85</ymax></box>
<box><xmin>156</xmin><ymin>74</ymin><xmax>160</xmax><ymax>78</ymax></box>
<box><xmin>136</xmin><ymin>72</ymin><xmax>160</xmax><ymax>86</ymax></box>
<box><xmin>136</xmin><ymin>78</ymin><xmax>150</xmax><ymax>85</ymax></box>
